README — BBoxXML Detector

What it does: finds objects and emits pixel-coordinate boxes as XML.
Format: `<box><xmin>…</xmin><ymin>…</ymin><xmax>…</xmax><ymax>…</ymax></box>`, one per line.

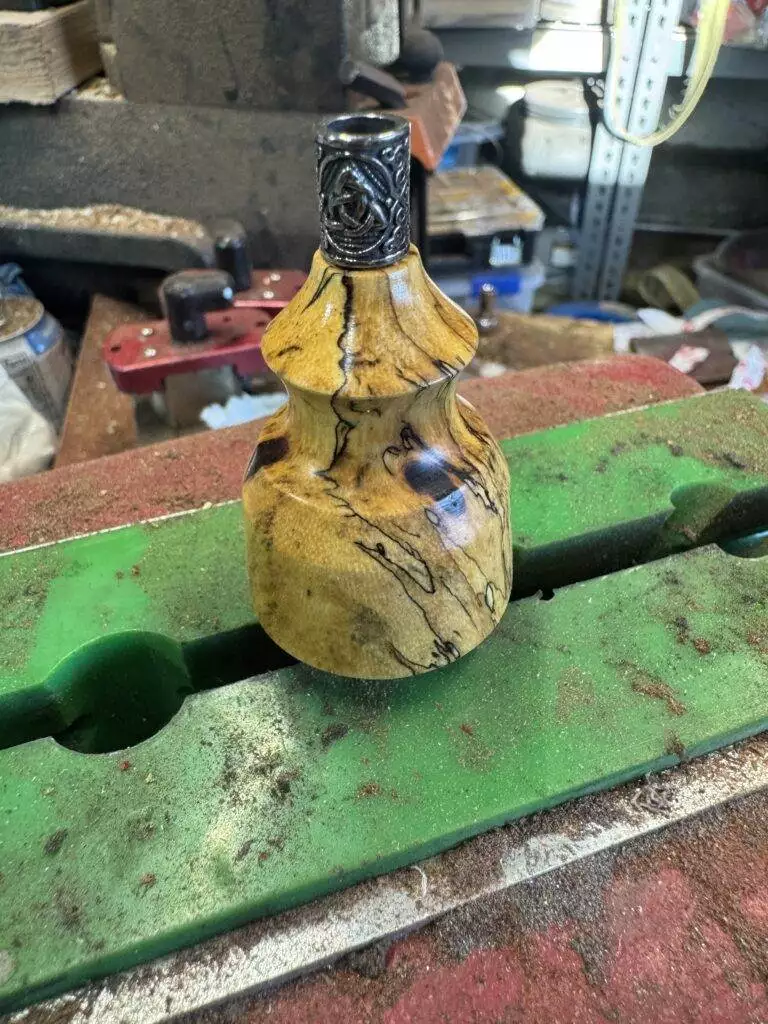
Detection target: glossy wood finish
<box><xmin>242</xmin><ymin>245</ymin><xmax>511</xmax><ymax>678</ymax></box>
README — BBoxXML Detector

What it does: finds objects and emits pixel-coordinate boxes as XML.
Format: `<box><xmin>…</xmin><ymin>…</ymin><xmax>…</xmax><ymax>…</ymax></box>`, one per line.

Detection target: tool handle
<box><xmin>161</xmin><ymin>269</ymin><xmax>235</xmax><ymax>342</ymax></box>
<box><xmin>338</xmin><ymin>60</ymin><xmax>406</xmax><ymax>108</ymax></box>
<box><xmin>211</xmin><ymin>220</ymin><xmax>253</xmax><ymax>292</ymax></box>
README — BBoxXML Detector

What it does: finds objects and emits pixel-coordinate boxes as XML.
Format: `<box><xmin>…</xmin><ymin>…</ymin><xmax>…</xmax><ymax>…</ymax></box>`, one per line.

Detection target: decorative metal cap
<box><xmin>316</xmin><ymin>112</ymin><xmax>411</xmax><ymax>269</ymax></box>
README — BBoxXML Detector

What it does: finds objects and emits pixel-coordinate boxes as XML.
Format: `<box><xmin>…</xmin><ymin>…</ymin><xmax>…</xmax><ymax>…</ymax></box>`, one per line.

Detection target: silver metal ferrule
<box><xmin>316</xmin><ymin>112</ymin><xmax>411</xmax><ymax>269</ymax></box>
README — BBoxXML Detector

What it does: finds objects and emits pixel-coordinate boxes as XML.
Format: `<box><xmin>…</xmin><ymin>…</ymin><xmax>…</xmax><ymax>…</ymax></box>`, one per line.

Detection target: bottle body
<box><xmin>243</xmin><ymin>248</ymin><xmax>511</xmax><ymax>678</ymax></box>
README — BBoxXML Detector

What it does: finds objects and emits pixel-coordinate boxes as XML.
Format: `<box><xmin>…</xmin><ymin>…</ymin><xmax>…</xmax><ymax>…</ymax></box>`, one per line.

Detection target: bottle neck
<box><xmin>316</xmin><ymin>113</ymin><xmax>411</xmax><ymax>269</ymax></box>
<box><xmin>261</xmin><ymin>246</ymin><xmax>478</xmax><ymax>402</ymax></box>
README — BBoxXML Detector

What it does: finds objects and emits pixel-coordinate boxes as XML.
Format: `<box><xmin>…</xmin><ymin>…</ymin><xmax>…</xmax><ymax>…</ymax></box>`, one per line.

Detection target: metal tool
<box><xmin>338</xmin><ymin>59</ymin><xmax>407</xmax><ymax>108</ymax></box>
<box><xmin>102</xmin><ymin>223</ymin><xmax>305</xmax><ymax>395</ymax></box>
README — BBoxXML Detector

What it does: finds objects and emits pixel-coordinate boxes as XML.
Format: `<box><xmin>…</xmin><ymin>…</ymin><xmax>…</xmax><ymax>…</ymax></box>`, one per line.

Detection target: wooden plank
<box><xmin>0</xmin><ymin>0</ymin><xmax>101</xmax><ymax>105</ymax></box>
<box><xmin>98</xmin><ymin>40</ymin><xmax>121</xmax><ymax>92</ymax></box>
<box><xmin>474</xmin><ymin>310</ymin><xmax>615</xmax><ymax>372</ymax></box>
<box><xmin>56</xmin><ymin>295</ymin><xmax>143</xmax><ymax>467</ymax></box>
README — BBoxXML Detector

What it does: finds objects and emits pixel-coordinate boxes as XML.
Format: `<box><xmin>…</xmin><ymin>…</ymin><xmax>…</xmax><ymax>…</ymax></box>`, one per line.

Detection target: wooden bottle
<box><xmin>243</xmin><ymin>113</ymin><xmax>511</xmax><ymax>679</ymax></box>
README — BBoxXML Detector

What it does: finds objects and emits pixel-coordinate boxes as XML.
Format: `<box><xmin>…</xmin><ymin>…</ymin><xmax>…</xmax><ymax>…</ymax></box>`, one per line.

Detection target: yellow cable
<box><xmin>606</xmin><ymin>0</ymin><xmax>731</xmax><ymax>146</ymax></box>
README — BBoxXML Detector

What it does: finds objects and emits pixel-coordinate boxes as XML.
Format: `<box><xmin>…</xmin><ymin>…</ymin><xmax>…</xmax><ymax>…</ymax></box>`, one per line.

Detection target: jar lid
<box><xmin>524</xmin><ymin>79</ymin><xmax>590</xmax><ymax>124</ymax></box>
<box><xmin>0</xmin><ymin>296</ymin><xmax>43</xmax><ymax>345</ymax></box>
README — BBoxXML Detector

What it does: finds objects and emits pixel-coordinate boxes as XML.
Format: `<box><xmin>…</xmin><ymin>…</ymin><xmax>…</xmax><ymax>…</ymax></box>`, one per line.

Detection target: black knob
<box><xmin>397</xmin><ymin>26</ymin><xmax>443</xmax><ymax>84</ymax></box>
<box><xmin>338</xmin><ymin>59</ymin><xmax>406</xmax><ymax>109</ymax></box>
<box><xmin>211</xmin><ymin>220</ymin><xmax>252</xmax><ymax>292</ymax></box>
<box><xmin>161</xmin><ymin>269</ymin><xmax>236</xmax><ymax>342</ymax></box>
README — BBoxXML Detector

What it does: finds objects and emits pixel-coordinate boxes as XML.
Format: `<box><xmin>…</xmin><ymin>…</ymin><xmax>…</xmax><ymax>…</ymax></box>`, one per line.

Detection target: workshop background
<box><xmin>2</xmin><ymin>0</ymin><xmax>768</xmax><ymax>460</ymax></box>
<box><xmin>2</xmin><ymin>0</ymin><xmax>768</xmax><ymax>1021</ymax></box>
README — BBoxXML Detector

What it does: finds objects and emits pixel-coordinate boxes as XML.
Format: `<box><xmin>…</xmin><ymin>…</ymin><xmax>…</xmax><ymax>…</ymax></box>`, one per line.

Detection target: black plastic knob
<box><xmin>160</xmin><ymin>269</ymin><xmax>236</xmax><ymax>342</ymax></box>
<box><xmin>395</xmin><ymin>26</ymin><xmax>443</xmax><ymax>84</ymax></box>
<box><xmin>338</xmin><ymin>59</ymin><xmax>406</xmax><ymax>109</ymax></box>
<box><xmin>212</xmin><ymin>220</ymin><xmax>252</xmax><ymax>293</ymax></box>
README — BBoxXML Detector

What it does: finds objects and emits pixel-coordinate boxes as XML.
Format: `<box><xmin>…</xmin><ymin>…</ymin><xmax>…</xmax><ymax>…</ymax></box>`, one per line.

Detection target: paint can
<box><xmin>0</xmin><ymin>296</ymin><xmax>71</xmax><ymax>428</ymax></box>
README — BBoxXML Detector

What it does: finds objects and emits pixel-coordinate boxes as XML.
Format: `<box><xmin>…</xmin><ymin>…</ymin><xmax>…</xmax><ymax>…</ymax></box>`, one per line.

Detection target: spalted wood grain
<box><xmin>242</xmin><ymin>246</ymin><xmax>511</xmax><ymax>679</ymax></box>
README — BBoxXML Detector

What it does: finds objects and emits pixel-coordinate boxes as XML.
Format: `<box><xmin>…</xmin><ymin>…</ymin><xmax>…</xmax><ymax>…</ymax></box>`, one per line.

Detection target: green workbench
<box><xmin>2</xmin><ymin>390</ymin><xmax>768</xmax><ymax>1011</ymax></box>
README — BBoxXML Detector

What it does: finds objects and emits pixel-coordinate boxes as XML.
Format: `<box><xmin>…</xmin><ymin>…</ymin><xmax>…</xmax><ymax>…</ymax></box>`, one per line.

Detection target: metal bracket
<box><xmin>573</xmin><ymin>0</ymin><xmax>685</xmax><ymax>299</ymax></box>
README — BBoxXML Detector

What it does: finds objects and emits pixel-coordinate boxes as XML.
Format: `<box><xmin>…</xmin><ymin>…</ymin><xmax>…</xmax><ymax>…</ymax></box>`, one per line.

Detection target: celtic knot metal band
<box><xmin>316</xmin><ymin>112</ymin><xmax>411</xmax><ymax>269</ymax></box>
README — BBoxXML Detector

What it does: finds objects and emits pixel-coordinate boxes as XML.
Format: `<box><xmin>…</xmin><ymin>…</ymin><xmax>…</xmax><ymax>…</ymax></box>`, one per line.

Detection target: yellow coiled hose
<box><xmin>605</xmin><ymin>0</ymin><xmax>732</xmax><ymax>145</ymax></box>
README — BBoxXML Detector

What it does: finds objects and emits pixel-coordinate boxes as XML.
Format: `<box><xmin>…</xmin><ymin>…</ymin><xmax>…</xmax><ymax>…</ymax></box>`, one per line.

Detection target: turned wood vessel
<box><xmin>242</xmin><ymin>113</ymin><xmax>511</xmax><ymax>678</ymax></box>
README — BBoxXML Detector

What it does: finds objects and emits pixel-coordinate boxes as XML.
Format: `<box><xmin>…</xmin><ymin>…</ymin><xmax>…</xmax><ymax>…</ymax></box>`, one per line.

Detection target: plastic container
<box><xmin>471</xmin><ymin>263</ymin><xmax>545</xmax><ymax>312</ymax></box>
<box><xmin>539</xmin><ymin>0</ymin><xmax>602</xmax><ymax>22</ymax></box>
<box><xmin>438</xmin><ymin>121</ymin><xmax>504</xmax><ymax>171</ymax></box>
<box><xmin>521</xmin><ymin>80</ymin><xmax>591</xmax><ymax>180</ymax></box>
<box><xmin>434</xmin><ymin>262</ymin><xmax>545</xmax><ymax>314</ymax></box>
<box><xmin>694</xmin><ymin>255</ymin><xmax>768</xmax><ymax>310</ymax></box>
<box><xmin>421</xmin><ymin>0</ymin><xmax>540</xmax><ymax>30</ymax></box>
<box><xmin>546</xmin><ymin>300</ymin><xmax>636</xmax><ymax>323</ymax></box>
<box><xmin>429</xmin><ymin>166</ymin><xmax>546</xmax><ymax>239</ymax></box>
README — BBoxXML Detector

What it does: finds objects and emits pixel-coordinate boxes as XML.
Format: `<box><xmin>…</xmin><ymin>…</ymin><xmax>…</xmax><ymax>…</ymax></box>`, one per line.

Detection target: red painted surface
<box><xmin>384</xmin><ymin>934</ymin><xmax>599</xmax><ymax>1024</ymax></box>
<box><xmin>0</xmin><ymin>355</ymin><xmax>700</xmax><ymax>552</ymax></box>
<box><xmin>104</xmin><ymin>309</ymin><xmax>271</xmax><ymax>395</ymax></box>
<box><xmin>241</xmin><ymin>804</ymin><xmax>768</xmax><ymax>1023</ymax></box>
<box><xmin>603</xmin><ymin>869</ymin><xmax>765</xmax><ymax>1024</ymax></box>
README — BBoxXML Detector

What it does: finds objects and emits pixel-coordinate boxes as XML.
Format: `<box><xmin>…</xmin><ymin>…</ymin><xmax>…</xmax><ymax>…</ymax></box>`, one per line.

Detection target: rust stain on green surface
<box><xmin>624</xmin><ymin>664</ymin><xmax>687</xmax><ymax>717</ymax></box>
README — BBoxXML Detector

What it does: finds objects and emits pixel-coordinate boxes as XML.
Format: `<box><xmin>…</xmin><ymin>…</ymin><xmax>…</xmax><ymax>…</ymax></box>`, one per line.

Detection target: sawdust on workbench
<box><xmin>180</xmin><ymin>782</ymin><xmax>768</xmax><ymax>1024</ymax></box>
<box><xmin>75</xmin><ymin>75</ymin><xmax>123</xmax><ymax>101</ymax></box>
<box><xmin>0</xmin><ymin>203</ymin><xmax>207</xmax><ymax>238</ymax></box>
<box><xmin>1</xmin><ymin>356</ymin><xmax>701</xmax><ymax>553</ymax></box>
<box><xmin>618</xmin><ymin>787</ymin><xmax>768</xmax><ymax>989</ymax></box>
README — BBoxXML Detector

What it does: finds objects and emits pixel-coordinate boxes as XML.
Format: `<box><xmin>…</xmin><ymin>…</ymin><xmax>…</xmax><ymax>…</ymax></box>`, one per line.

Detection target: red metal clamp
<box><xmin>103</xmin><ymin>221</ymin><xmax>305</xmax><ymax>394</ymax></box>
<box><xmin>103</xmin><ymin>267</ymin><xmax>305</xmax><ymax>394</ymax></box>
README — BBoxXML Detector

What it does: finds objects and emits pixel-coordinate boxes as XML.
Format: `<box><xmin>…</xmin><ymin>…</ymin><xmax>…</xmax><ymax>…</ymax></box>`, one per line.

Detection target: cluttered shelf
<box><xmin>436</xmin><ymin>23</ymin><xmax>768</xmax><ymax>78</ymax></box>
